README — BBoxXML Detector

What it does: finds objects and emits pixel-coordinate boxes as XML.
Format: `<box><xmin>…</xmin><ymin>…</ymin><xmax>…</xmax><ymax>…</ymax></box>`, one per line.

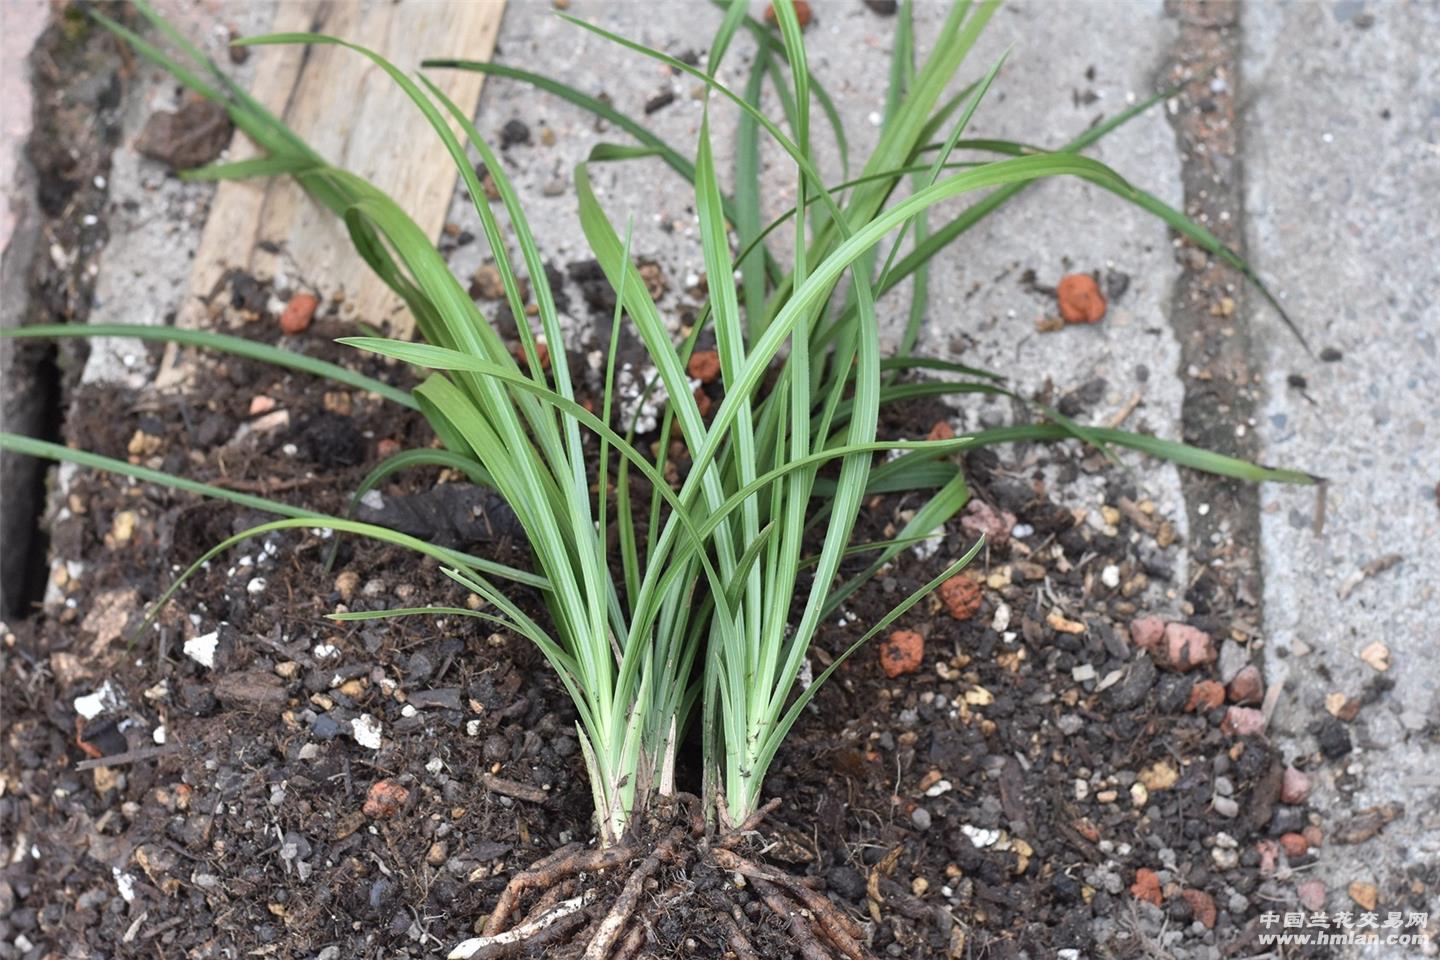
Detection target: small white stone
<box><xmin>184</xmin><ymin>631</ymin><xmax>220</xmax><ymax>668</ymax></box>
<box><xmin>314</xmin><ymin>643</ymin><xmax>339</xmax><ymax>659</ymax></box>
<box><xmin>960</xmin><ymin>824</ymin><xmax>1000</xmax><ymax>848</ymax></box>
<box><xmin>74</xmin><ymin>681</ymin><xmax>122</xmax><ymax>720</ymax></box>
<box><xmin>1095</xmin><ymin>669</ymin><xmax>1124</xmax><ymax>692</ymax></box>
<box><xmin>1101</xmin><ymin>565</ymin><xmax>1121</xmax><ymax>589</ymax></box>
<box><xmin>991</xmin><ymin>602</ymin><xmax>1011</xmax><ymax>632</ymax></box>
<box><xmin>1072</xmin><ymin>664</ymin><xmax>1097</xmax><ymax>682</ymax></box>
<box><xmin>360</xmin><ymin>490</ymin><xmax>385</xmax><ymax>510</ymax></box>
<box><xmin>246</xmin><ymin>577</ymin><xmax>267</xmax><ymax>595</ymax></box>
<box><xmin>153</xmin><ymin>725</ymin><xmax>167</xmax><ymax>745</ymax></box>
<box><xmin>351</xmin><ymin>714</ymin><xmax>383</xmax><ymax>750</ymax></box>
<box><xmin>425</xmin><ymin>757</ymin><xmax>444</xmax><ymax>775</ymax></box>
<box><xmin>113</xmin><ymin>868</ymin><xmax>137</xmax><ymax>902</ymax></box>
<box><xmin>924</xmin><ymin>779</ymin><xmax>953</xmax><ymax>798</ymax></box>
<box><xmin>909</xmin><ymin>531</ymin><xmax>944</xmax><ymax>561</ymax></box>
<box><xmin>1211</xmin><ymin>847</ymin><xmax>1239</xmax><ymax>870</ymax></box>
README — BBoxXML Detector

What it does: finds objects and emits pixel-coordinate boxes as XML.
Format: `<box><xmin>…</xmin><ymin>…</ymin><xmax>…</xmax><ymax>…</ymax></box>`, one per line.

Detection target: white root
<box><xmin>448</xmin><ymin>892</ymin><xmax>594</xmax><ymax>959</ymax></box>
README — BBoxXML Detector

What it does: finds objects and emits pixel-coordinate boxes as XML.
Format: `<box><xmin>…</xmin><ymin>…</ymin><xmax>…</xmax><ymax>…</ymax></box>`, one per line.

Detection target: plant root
<box><xmin>713</xmin><ymin>848</ymin><xmax>867</xmax><ymax>960</ymax></box>
<box><xmin>612</xmin><ymin>923</ymin><xmax>649</xmax><ymax>960</ymax></box>
<box><xmin>459</xmin><ymin>806</ymin><xmax>872</xmax><ymax>960</ymax></box>
<box><xmin>482</xmin><ymin>842</ymin><xmax>638</xmax><ymax>937</ymax></box>
<box><xmin>754</xmin><ymin>875</ymin><xmax>832</xmax><ymax>960</ymax></box>
<box><xmin>583</xmin><ymin>827</ymin><xmax>686</xmax><ymax>960</ymax></box>
<box><xmin>715</xmin><ymin>797</ymin><xmax>783</xmax><ymax>849</ymax></box>
<box><xmin>723</xmin><ymin>915</ymin><xmax>762</xmax><ymax>960</ymax></box>
<box><xmin>518</xmin><ymin>876</ymin><xmax>575</xmax><ymax>927</ymax></box>
<box><xmin>449</xmin><ymin>892</ymin><xmax>593</xmax><ymax>959</ymax></box>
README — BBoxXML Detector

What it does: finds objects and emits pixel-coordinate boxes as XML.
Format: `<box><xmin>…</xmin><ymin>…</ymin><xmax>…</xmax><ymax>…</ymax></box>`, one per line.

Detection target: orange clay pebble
<box><xmin>1056</xmin><ymin>273</ymin><xmax>1107</xmax><ymax>324</ymax></box>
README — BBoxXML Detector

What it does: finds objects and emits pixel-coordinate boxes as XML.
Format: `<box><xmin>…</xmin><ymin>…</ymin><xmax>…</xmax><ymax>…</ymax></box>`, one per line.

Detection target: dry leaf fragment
<box><xmin>1338</xmin><ymin>553</ymin><xmax>1402</xmax><ymax>600</ymax></box>
<box><xmin>1046</xmin><ymin>610</ymin><xmax>1086</xmax><ymax>634</ymax></box>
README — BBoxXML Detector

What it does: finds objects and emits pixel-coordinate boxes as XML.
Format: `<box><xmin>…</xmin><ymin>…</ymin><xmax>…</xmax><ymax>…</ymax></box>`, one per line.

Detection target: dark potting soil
<box><xmin>2</xmin><ymin>290</ymin><xmax>1329</xmax><ymax>958</ymax></box>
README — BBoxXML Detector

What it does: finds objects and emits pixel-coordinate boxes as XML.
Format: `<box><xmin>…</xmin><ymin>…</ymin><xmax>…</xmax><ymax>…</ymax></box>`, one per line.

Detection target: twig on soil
<box><xmin>1260</xmin><ymin>673</ymin><xmax>1285</xmax><ymax>726</ymax></box>
<box><xmin>1106</xmin><ymin>391</ymin><xmax>1143</xmax><ymax>429</ymax></box>
<box><xmin>1337</xmin><ymin>552</ymin><xmax>1402</xmax><ymax>600</ymax></box>
<box><xmin>75</xmin><ymin>743</ymin><xmax>179</xmax><ymax>770</ymax></box>
<box><xmin>480</xmin><ymin>772</ymin><xmax>549</xmax><ymax>804</ymax></box>
<box><xmin>208</xmin><ymin>475</ymin><xmax>325</xmax><ymax>495</ymax></box>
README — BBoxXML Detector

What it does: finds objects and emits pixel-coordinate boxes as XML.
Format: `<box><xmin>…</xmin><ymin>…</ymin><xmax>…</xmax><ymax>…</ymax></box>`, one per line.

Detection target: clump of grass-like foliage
<box><xmin>0</xmin><ymin>2</ymin><xmax>1314</xmax><ymax>956</ymax></box>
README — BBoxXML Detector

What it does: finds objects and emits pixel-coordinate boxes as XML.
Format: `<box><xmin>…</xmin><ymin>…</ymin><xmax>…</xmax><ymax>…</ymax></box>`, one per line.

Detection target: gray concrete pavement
<box><xmin>1245</xmin><ymin>1</ymin><xmax>1440</xmax><ymax>954</ymax></box>
<box><xmin>448</xmin><ymin>0</ymin><xmax>1195</xmax><ymax>594</ymax></box>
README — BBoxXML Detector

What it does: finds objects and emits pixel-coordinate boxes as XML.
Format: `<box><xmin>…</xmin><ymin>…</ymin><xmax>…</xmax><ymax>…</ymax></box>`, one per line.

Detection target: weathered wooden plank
<box><xmin>177</xmin><ymin>0</ymin><xmax>505</xmax><ymax>340</ymax></box>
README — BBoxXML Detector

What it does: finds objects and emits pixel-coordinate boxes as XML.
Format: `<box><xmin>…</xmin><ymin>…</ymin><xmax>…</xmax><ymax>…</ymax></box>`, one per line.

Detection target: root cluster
<box><xmin>450</xmin><ymin>798</ymin><xmax>871</xmax><ymax>960</ymax></box>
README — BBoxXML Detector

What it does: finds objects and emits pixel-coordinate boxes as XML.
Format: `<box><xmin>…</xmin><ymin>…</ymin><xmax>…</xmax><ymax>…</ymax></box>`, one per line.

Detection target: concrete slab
<box><xmin>79</xmin><ymin>0</ymin><xmax>274</xmax><ymax>387</ymax></box>
<box><xmin>1</xmin><ymin>0</ymin><xmax>49</xmax><ymax>253</ymax></box>
<box><xmin>77</xmin><ymin>0</ymin><xmax>1191</xmax><ymax>508</ymax></box>
<box><xmin>449</xmin><ymin>0</ymin><xmax>1192</xmax><ymax>539</ymax></box>
<box><xmin>1245</xmin><ymin>1</ymin><xmax>1440</xmax><ymax>953</ymax></box>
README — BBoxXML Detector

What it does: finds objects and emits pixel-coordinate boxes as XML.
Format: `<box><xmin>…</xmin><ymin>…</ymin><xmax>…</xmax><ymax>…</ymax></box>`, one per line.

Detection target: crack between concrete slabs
<box><xmin>1157</xmin><ymin>0</ymin><xmax>1266</xmax><ymax>637</ymax></box>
